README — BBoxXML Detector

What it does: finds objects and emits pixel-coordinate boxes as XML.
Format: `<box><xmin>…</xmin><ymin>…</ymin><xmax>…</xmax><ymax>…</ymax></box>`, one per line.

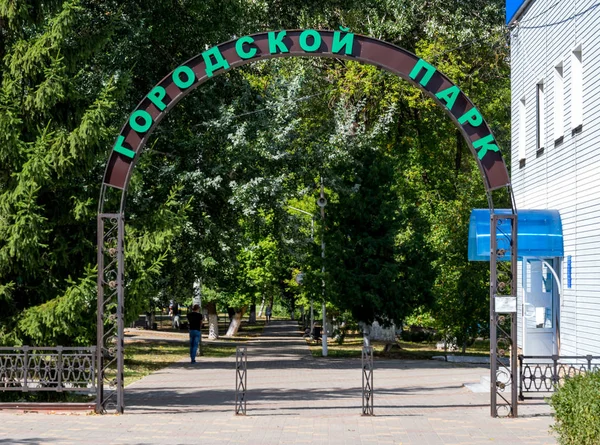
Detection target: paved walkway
<box><xmin>0</xmin><ymin>321</ymin><xmax>557</xmax><ymax>445</ymax></box>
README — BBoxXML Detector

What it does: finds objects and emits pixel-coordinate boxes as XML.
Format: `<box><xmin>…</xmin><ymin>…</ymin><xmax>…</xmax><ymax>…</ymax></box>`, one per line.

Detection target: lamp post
<box><xmin>287</xmin><ymin>205</ymin><xmax>315</xmax><ymax>335</ymax></box>
<box><xmin>317</xmin><ymin>177</ymin><xmax>328</xmax><ymax>357</ymax></box>
<box><xmin>193</xmin><ymin>278</ymin><xmax>202</xmax><ymax>355</ymax></box>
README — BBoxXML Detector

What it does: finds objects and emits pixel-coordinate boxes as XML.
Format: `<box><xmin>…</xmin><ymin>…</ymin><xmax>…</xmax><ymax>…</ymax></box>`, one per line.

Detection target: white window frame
<box><xmin>571</xmin><ymin>44</ymin><xmax>583</xmax><ymax>131</ymax></box>
<box><xmin>519</xmin><ymin>97</ymin><xmax>526</xmax><ymax>163</ymax></box>
<box><xmin>536</xmin><ymin>80</ymin><xmax>545</xmax><ymax>153</ymax></box>
<box><xmin>553</xmin><ymin>61</ymin><xmax>564</xmax><ymax>142</ymax></box>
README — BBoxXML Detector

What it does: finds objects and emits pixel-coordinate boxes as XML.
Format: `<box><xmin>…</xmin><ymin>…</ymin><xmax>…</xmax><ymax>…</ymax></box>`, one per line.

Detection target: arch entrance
<box><xmin>97</xmin><ymin>29</ymin><xmax>517</xmax><ymax>417</ymax></box>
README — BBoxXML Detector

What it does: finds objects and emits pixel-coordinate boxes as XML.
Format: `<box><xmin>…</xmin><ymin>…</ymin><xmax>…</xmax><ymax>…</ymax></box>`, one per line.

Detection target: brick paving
<box><xmin>0</xmin><ymin>320</ymin><xmax>556</xmax><ymax>444</ymax></box>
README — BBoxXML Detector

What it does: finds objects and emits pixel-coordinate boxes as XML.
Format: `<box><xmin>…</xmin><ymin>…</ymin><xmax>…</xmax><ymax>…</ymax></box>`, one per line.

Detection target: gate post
<box><xmin>361</xmin><ymin>346</ymin><xmax>374</xmax><ymax>415</ymax></box>
<box><xmin>235</xmin><ymin>346</ymin><xmax>247</xmax><ymax>415</ymax></box>
<box><xmin>490</xmin><ymin>212</ymin><xmax>518</xmax><ymax>417</ymax></box>
<box><xmin>96</xmin><ymin>213</ymin><xmax>125</xmax><ymax>414</ymax></box>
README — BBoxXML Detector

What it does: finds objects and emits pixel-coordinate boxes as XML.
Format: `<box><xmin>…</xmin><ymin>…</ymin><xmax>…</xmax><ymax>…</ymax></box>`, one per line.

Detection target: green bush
<box><xmin>400</xmin><ymin>327</ymin><xmax>440</xmax><ymax>343</ymax></box>
<box><xmin>549</xmin><ymin>370</ymin><xmax>600</xmax><ymax>444</ymax></box>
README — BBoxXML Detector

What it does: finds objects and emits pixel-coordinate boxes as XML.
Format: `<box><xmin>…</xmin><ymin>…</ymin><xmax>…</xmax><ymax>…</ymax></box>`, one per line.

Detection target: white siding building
<box><xmin>508</xmin><ymin>0</ymin><xmax>600</xmax><ymax>356</ymax></box>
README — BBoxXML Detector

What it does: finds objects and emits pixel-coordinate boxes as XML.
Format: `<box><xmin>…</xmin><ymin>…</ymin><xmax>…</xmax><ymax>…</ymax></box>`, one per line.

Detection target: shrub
<box><xmin>400</xmin><ymin>327</ymin><xmax>438</xmax><ymax>343</ymax></box>
<box><xmin>549</xmin><ymin>370</ymin><xmax>600</xmax><ymax>444</ymax></box>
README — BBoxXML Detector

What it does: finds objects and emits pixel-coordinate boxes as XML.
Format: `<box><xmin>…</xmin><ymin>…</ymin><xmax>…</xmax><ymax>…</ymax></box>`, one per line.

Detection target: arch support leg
<box><xmin>490</xmin><ymin>212</ymin><xmax>518</xmax><ymax>418</ymax></box>
<box><xmin>96</xmin><ymin>213</ymin><xmax>125</xmax><ymax>414</ymax></box>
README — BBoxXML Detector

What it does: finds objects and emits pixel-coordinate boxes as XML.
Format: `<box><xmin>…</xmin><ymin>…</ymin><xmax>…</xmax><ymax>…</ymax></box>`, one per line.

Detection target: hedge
<box><xmin>549</xmin><ymin>370</ymin><xmax>600</xmax><ymax>444</ymax></box>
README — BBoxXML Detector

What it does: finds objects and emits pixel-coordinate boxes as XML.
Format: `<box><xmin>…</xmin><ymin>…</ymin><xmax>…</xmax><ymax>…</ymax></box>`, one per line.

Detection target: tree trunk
<box><xmin>268</xmin><ymin>296</ymin><xmax>274</xmax><ymax>319</ymax></box>
<box><xmin>360</xmin><ymin>322</ymin><xmax>371</xmax><ymax>347</ymax></box>
<box><xmin>258</xmin><ymin>296</ymin><xmax>265</xmax><ymax>317</ymax></box>
<box><xmin>225</xmin><ymin>305</ymin><xmax>248</xmax><ymax>337</ymax></box>
<box><xmin>206</xmin><ymin>301</ymin><xmax>219</xmax><ymax>340</ymax></box>
<box><xmin>290</xmin><ymin>297</ymin><xmax>295</xmax><ymax>320</ymax></box>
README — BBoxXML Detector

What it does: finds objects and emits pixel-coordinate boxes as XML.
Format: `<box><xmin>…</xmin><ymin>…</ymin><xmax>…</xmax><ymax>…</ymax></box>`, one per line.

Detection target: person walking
<box><xmin>265</xmin><ymin>306</ymin><xmax>272</xmax><ymax>324</ymax></box>
<box><xmin>187</xmin><ymin>304</ymin><xmax>202</xmax><ymax>363</ymax></box>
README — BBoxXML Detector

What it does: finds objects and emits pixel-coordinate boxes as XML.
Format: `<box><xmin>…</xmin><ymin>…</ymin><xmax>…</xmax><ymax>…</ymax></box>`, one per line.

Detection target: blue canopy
<box><xmin>468</xmin><ymin>209</ymin><xmax>564</xmax><ymax>261</ymax></box>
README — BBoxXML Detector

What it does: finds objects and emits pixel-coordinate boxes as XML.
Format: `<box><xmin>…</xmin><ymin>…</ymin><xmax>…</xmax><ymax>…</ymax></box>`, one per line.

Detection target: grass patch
<box><xmin>119</xmin><ymin>321</ymin><xmax>264</xmax><ymax>385</ymax></box>
<box><xmin>237</xmin><ymin>321</ymin><xmax>266</xmax><ymax>335</ymax></box>
<box><xmin>306</xmin><ymin>335</ymin><xmax>490</xmax><ymax>359</ymax></box>
<box><xmin>120</xmin><ymin>335</ymin><xmax>251</xmax><ymax>385</ymax></box>
<box><xmin>200</xmin><ymin>343</ymin><xmax>238</xmax><ymax>358</ymax></box>
<box><xmin>122</xmin><ymin>341</ymin><xmax>188</xmax><ymax>386</ymax></box>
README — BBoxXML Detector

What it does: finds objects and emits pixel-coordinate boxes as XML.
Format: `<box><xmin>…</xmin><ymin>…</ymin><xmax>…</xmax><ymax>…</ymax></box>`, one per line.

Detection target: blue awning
<box><xmin>468</xmin><ymin>209</ymin><xmax>564</xmax><ymax>261</ymax></box>
<box><xmin>506</xmin><ymin>0</ymin><xmax>530</xmax><ymax>25</ymax></box>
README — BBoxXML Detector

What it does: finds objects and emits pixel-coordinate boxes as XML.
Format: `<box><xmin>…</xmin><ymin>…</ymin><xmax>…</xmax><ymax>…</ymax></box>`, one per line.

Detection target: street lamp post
<box><xmin>317</xmin><ymin>177</ymin><xmax>328</xmax><ymax>357</ymax></box>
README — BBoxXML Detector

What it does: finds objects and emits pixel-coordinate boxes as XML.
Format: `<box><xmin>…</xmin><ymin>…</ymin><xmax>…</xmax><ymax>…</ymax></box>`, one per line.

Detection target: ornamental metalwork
<box><xmin>235</xmin><ymin>346</ymin><xmax>247</xmax><ymax>415</ymax></box>
<box><xmin>97</xmin><ymin>29</ymin><xmax>518</xmax><ymax>418</ymax></box>
<box><xmin>96</xmin><ymin>213</ymin><xmax>125</xmax><ymax>414</ymax></box>
<box><xmin>519</xmin><ymin>355</ymin><xmax>600</xmax><ymax>400</ymax></box>
<box><xmin>0</xmin><ymin>347</ymin><xmax>95</xmax><ymax>392</ymax></box>
<box><xmin>489</xmin><ymin>213</ymin><xmax>518</xmax><ymax>417</ymax></box>
<box><xmin>361</xmin><ymin>346</ymin><xmax>374</xmax><ymax>416</ymax></box>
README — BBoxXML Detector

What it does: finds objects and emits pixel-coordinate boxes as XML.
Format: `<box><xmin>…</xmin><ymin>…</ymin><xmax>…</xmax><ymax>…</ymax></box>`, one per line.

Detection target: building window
<box><xmin>571</xmin><ymin>45</ymin><xmax>582</xmax><ymax>131</ymax></box>
<box><xmin>519</xmin><ymin>97</ymin><xmax>526</xmax><ymax>166</ymax></box>
<box><xmin>554</xmin><ymin>62</ymin><xmax>564</xmax><ymax>144</ymax></box>
<box><xmin>536</xmin><ymin>81</ymin><xmax>545</xmax><ymax>156</ymax></box>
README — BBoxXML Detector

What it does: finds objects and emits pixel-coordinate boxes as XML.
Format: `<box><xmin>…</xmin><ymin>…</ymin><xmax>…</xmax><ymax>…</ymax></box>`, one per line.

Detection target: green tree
<box><xmin>0</xmin><ymin>0</ymin><xmax>512</xmax><ymax>349</ymax></box>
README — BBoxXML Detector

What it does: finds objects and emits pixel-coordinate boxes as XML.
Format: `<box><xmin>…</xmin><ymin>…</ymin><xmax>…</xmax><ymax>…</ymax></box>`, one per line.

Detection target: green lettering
<box><xmin>202</xmin><ymin>46</ymin><xmax>230</xmax><ymax>78</ymax></box>
<box><xmin>299</xmin><ymin>30</ymin><xmax>322</xmax><ymax>52</ymax></box>
<box><xmin>129</xmin><ymin>110</ymin><xmax>152</xmax><ymax>133</ymax></box>
<box><xmin>473</xmin><ymin>134</ymin><xmax>500</xmax><ymax>159</ymax></box>
<box><xmin>268</xmin><ymin>30</ymin><xmax>289</xmax><ymax>54</ymax></box>
<box><xmin>435</xmin><ymin>85</ymin><xmax>461</xmax><ymax>111</ymax></box>
<box><xmin>332</xmin><ymin>28</ymin><xmax>354</xmax><ymax>55</ymax></box>
<box><xmin>147</xmin><ymin>86</ymin><xmax>167</xmax><ymax>111</ymax></box>
<box><xmin>172</xmin><ymin>65</ymin><xmax>195</xmax><ymax>89</ymax></box>
<box><xmin>458</xmin><ymin>107</ymin><xmax>483</xmax><ymax>127</ymax></box>
<box><xmin>409</xmin><ymin>58</ymin><xmax>436</xmax><ymax>87</ymax></box>
<box><xmin>113</xmin><ymin>135</ymin><xmax>135</xmax><ymax>159</ymax></box>
<box><xmin>236</xmin><ymin>36</ymin><xmax>257</xmax><ymax>59</ymax></box>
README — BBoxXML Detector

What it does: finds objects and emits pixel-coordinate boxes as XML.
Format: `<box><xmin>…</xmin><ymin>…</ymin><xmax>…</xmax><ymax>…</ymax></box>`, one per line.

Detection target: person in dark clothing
<box><xmin>187</xmin><ymin>304</ymin><xmax>202</xmax><ymax>363</ymax></box>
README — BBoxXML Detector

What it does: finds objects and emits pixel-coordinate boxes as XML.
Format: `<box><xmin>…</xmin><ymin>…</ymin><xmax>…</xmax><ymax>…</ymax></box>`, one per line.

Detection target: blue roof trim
<box><xmin>468</xmin><ymin>209</ymin><xmax>564</xmax><ymax>261</ymax></box>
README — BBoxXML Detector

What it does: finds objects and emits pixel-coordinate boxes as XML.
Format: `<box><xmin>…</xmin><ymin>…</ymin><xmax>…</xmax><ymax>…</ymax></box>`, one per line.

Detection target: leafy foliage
<box><xmin>550</xmin><ymin>371</ymin><xmax>600</xmax><ymax>445</ymax></box>
<box><xmin>0</xmin><ymin>0</ymin><xmax>511</xmax><ymax>345</ymax></box>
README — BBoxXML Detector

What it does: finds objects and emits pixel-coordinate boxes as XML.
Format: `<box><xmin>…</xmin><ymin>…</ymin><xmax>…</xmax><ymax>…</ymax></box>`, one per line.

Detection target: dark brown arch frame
<box><xmin>97</xmin><ymin>29</ymin><xmax>518</xmax><ymax>417</ymax></box>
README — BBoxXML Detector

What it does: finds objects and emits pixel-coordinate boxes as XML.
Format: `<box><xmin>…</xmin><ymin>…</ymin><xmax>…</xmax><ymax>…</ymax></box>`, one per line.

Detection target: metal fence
<box><xmin>0</xmin><ymin>346</ymin><xmax>96</xmax><ymax>392</ymax></box>
<box><xmin>519</xmin><ymin>354</ymin><xmax>600</xmax><ymax>400</ymax></box>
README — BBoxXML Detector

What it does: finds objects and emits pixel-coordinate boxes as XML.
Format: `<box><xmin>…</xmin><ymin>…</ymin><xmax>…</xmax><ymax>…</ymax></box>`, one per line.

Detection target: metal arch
<box><xmin>541</xmin><ymin>259</ymin><xmax>562</xmax><ymax>296</ymax></box>
<box><xmin>96</xmin><ymin>29</ymin><xmax>518</xmax><ymax>417</ymax></box>
<box><xmin>99</xmin><ymin>30</ymin><xmax>511</xmax><ymax>200</ymax></box>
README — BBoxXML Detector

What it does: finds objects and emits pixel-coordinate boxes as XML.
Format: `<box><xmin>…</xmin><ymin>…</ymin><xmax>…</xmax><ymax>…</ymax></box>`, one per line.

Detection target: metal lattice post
<box><xmin>96</xmin><ymin>213</ymin><xmax>125</xmax><ymax>414</ymax></box>
<box><xmin>116</xmin><ymin>213</ymin><xmax>125</xmax><ymax>413</ymax></box>
<box><xmin>490</xmin><ymin>213</ymin><xmax>518</xmax><ymax>418</ymax></box>
<box><xmin>235</xmin><ymin>346</ymin><xmax>247</xmax><ymax>415</ymax></box>
<box><xmin>362</xmin><ymin>346</ymin><xmax>374</xmax><ymax>416</ymax></box>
